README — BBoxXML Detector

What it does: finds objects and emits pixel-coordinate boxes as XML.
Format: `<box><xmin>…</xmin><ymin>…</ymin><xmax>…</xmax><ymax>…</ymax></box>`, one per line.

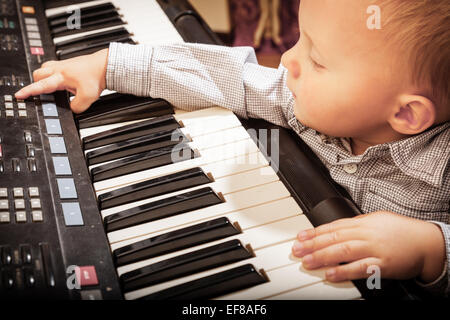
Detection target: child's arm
<box><xmin>15</xmin><ymin>49</ymin><xmax>109</xmax><ymax>113</ymax></box>
<box><xmin>16</xmin><ymin>42</ymin><xmax>296</xmax><ymax>129</ymax></box>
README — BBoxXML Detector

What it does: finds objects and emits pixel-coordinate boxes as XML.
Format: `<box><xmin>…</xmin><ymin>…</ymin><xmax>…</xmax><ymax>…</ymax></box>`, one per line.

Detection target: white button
<box><xmin>343</xmin><ymin>163</ymin><xmax>358</xmax><ymax>174</ymax></box>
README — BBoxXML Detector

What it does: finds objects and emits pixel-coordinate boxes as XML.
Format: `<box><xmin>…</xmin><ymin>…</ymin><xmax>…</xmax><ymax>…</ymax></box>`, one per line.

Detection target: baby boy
<box><xmin>16</xmin><ymin>0</ymin><xmax>450</xmax><ymax>296</ymax></box>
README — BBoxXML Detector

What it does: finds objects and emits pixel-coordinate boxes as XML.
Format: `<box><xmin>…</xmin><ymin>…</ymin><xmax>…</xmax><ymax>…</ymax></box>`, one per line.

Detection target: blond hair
<box><xmin>380</xmin><ymin>0</ymin><xmax>450</xmax><ymax>121</ymax></box>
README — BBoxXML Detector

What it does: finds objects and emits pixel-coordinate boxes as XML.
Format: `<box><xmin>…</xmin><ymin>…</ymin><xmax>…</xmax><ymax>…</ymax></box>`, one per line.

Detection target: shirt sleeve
<box><xmin>415</xmin><ymin>221</ymin><xmax>450</xmax><ymax>297</ymax></box>
<box><xmin>105</xmin><ymin>42</ymin><xmax>294</xmax><ymax>128</ymax></box>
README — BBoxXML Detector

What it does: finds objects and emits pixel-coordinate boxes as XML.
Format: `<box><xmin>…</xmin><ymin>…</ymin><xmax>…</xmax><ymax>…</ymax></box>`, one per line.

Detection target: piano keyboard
<box><xmin>45</xmin><ymin>0</ymin><xmax>184</xmax><ymax>59</ymax></box>
<box><xmin>43</xmin><ymin>0</ymin><xmax>362</xmax><ymax>300</ymax></box>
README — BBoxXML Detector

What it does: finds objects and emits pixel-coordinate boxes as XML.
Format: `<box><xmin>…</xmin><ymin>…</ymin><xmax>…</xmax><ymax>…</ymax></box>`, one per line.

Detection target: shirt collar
<box><xmin>388</xmin><ymin>122</ymin><xmax>450</xmax><ymax>187</ymax></box>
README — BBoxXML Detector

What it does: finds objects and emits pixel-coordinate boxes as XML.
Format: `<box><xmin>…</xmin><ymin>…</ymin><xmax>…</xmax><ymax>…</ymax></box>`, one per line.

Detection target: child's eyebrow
<box><xmin>301</xmin><ymin>29</ymin><xmax>326</xmax><ymax>61</ymax></box>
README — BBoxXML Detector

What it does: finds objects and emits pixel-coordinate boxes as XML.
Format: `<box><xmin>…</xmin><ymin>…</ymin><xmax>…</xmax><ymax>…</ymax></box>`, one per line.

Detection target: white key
<box><xmin>266</xmin><ymin>280</ymin><xmax>361</xmax><ymax>300</ymax></box>
<box><xmin>116</xmin><ymin>213</ymin><xmax>309</xmax><ymax>277</ymax></box>
<box><xmin>93</xmin><ymin>138</ymin><xmax>260</xmax><ymax>192</ymax></box>
<box><xmin>101</xmin><ymin>165</ymin><xmax>280</xmax><ymax>217</ymax></box>
<box><xmin>86</xmin><ymin>124</ymin><xmax>248</xmax><ymax>166</ymax></box>
<box><xmin>96</xmin><ymin>151</ymin><xmax>270</xmax><ymax>197</ymax></box>
<box><xmin>79</xmin><ymin>107</ymin><xmax>240</xmax><ymax>141</ymax></box>
<box><xmin>47</xmin><ymin>0</ymin><xmax>184</xmax><ymax>45</ymax></box>
<box><xmin>216</xmin><ymin>263</ymin><xmax>327</xmax><ymax>300</ymax></box>
<box><xmin>111</xmin><ymin>196</ymin><xmax>302</xmax><ymax>251</ymax></box>
<box><xmin>124</xmin><ymin>231</ymin><xmax>325</xmax><ymax>300</ymax></box>
<box><xmin>107</xmin><ymin>181</ymin><xmax>290</xmax><ymax>244</ymax></box>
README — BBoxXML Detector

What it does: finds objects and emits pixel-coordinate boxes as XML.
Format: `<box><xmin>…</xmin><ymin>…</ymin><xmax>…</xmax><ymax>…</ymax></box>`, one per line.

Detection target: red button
<box><xmin>30</xmin><ymin>47</ymin><xmax>44</xmax><ymax>55</ymax></box>
<box><xmin>22</xmin><ymin>6</ymin><xmax>35</xmax><ymax>14</ymax></box>
<box><xmin>75</xmin><ymin>266</ymin><xmax>99</xmax><ymax>287</ymax></box>
<box><xmin>0</xmin><ymin>145</ymin><xmax>2</xmax><ymax>157</ymax></box>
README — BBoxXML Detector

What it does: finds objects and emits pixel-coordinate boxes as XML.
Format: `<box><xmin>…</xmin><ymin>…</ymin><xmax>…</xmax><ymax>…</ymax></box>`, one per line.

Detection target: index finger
<box><xmin>15</xmin><ymin>73</ymin><xmax>65</xmax><ymax>99</ymax></box>
<box><xmin>297</xmin><ymin>217</ymin><xmax>358</xmax><ymax>241</ymax></box>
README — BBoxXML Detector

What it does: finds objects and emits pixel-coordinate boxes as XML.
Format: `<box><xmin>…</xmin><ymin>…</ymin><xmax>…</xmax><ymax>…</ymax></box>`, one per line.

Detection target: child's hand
<box><xmin>15</xmin><ymin>48</ymin><xmax>109</xmax><ymax>113</ymax></box>
<box><xmin>292</xmin><ymin>211</ymin><xmax>446</xmax><ymax>283</ymax></box>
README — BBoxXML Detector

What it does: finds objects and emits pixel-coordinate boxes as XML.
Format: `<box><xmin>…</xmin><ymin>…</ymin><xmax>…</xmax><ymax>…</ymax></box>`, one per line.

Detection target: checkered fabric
<box><xmin>106</xmin><ymin>42</ymin><xmax>450</xmax><ymax>297</ymax></box>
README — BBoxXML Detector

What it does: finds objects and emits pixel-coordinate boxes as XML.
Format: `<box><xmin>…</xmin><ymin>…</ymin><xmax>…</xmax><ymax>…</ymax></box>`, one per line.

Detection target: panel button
<box><xmin>26</xmin><ymin>144</ymin><xmax>35</xmax><ymax>157</ymax></box>
<box><xmin>25</xmin><ymin>24</ymin><xmax>38</xmax><ymax>32</ymax></box>
<box><xmin>17</xmin><ymin>102</ymin><xmax>26</xmax><ymax>109</ymax></box>
<box><xmin>32</xmin><ymin>210</ymin><xmax>43</xmax><ymax>222</ymax></box>
<box><xmin>30</xmin><ymin>198</ymin><xmax>41</xmax><ymax>209</ymax></box>
<box><xmin>4</xmin><ymin>95</ymin><xmax>13</xmax><ymax>102</ymax></box>
<box><xmin>0</xmin><ymin>200</ymin><xmax>8</xmax><ymax>210</ymax></box>
<box><xmin>24</xmin><ymin>131</ymin><xmax>32</xmax><ymax>143</ymax></box>
<box><xmin>21</xmin><ymin>245</ymin><xmax>32</xmax><ymax>264</ymax></box>
<box><xmin>28</xmin><ymin>158</ymin><xmax>37</xmax><ymax>172</ymax></box>
<box><xmin>39</xmin><ymin>243</ymin><xmax>56</xmax><ymax>287</ymax></box>
<box><xmin>18</xmin><ymin>110</ymin><xmax>27</xmax><ymax>117</ymax></box>
<box><xmin>1</xmin><ymin>246</ymin><xmax>12</xmax><ymax>264</ymax></box>
<box><xmin>45</xmin><ymin>119</ymin><xmax>62</xmax><ymax>134</ymax></box>
<box><xmin>0</xmin><ymin>212</ymin><xmax>10</xmax><ymax>223</ymax></box>
<box><xmin>14</xmin><ymin>199</ymin><xmax>25</xmax><ymax>210</ymax></box>
<box><xmin>52</xmin><ymin>157</ymin><xmax>72</xmax><ymax>175</ymax></box>
<box><xmin>27</xmin><ymin>32</ymin><xmax>40</xmax><ymax>39</ymax></box>
<box><xmin>80</xmin><ymin>289</ymin><xmax>103</xmax><ymax>300</ymax></box>
<box><xmin>29</xmin><ymin>39</ymin><xmax>42</xmax><ymax>47</ymax></box>
<box><xmin>30</xmin><ymin>47</ymin><xmax>44</xmax><ymax>55</ymax></box>
<box><xmin>0</xmin><ymin>188</ymin><xmax>7</xmax><ymax>198</ymax></box>
<box><xmin>16</xmin><ymin>211</ymin><xmax>27</xmax><ymax>222</ymax></box>
<box><xmin>48</xmin><ymin>137</ymin><xmax>67</xmax><ymax>154</ymax></box>
<box><xmin>62</xmin><ymin>202</ymin><xmax>84</xmax><ymax>226</ymax></box>
<box><xmin>12</xmin><ymin>158</ymin><xmax>21</xmax><ymax>172</ymax></box>
<box><xmin>75</xmin><ymin>266</ymin><xmax>99</xmax><ymax>287</ymax></box>
<box><xmin>2</xmin><ymin>270</ymin><xmax>14</xmax><ymax>288</ymax></box>
<box><xmin>13</xmin><ymin>187</ymin><xmax>24</xmax><ymax>197</ymax></box>
<box><xmin>42</xmin><ymin>102</ymin><xmax>58</xmax><ymax>117</ymax></box>
<box><xmin>24</xmin><ymin>268</ymin><xmax>36</xmax><ymax>287</ymax></box>
<box><xmin>28</xmin><ymin>187</ymin><xmax>39</xmax><ymax>197</ymax></box>
<box><xmin>57</xmin><ymin>178</ymin><xmax>77</xmax><ymax>199</ymax></box>
<box><xmin>25</xmin><ymin>18</ymin><xmax>38</xmax><ymax>25</ymax></box>
<box><xmin>40</xmin><ymin>94</ymin><xmax>55</xmax><ymax>102</ymax></box>
<box><xmin>22</xmin><ymin>6</ymin><xmax>35</xmax><ymax>14</ymax></box>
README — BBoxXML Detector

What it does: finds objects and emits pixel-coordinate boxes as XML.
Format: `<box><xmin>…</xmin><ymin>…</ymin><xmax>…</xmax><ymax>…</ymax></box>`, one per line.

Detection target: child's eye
<box><xmin>310</xmin><ymin>57</ymin><xmax>325</xmax><ymax>70</ymax></box>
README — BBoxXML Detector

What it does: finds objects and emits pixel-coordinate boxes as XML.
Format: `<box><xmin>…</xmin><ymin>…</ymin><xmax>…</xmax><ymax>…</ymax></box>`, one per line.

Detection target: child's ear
<box><xmin>387</xmin><ymin>95</ymin><xmax>436</xmax><ymax>135</ymax></box>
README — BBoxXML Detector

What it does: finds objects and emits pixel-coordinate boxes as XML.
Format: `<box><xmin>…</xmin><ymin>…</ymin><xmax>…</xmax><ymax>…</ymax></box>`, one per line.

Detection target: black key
<box><xmin>75</xmin><ymin>93</ymin><xmax>174</xmax><ymax>129</ymax></box>
<box><xmin>104</xmin><ymin>187</ymin><xmax>224</xmax><ymax>233</ymax></box>
<box><xmin>55</xmin><ymin>27</ymin><xmax>131</xmax><ymax>51</ymax></box>
<box><xmin>113</xmin><ymin>217</ymin><xmax>241</xmax><ymax>266</ymax></box>
<box><xmin>86</xmin><ymin>128</ymin><xmax>188</xmax><ymax>166</ymax></box>
<box><xmin>47</xmin><ymin>2</ymin><xmax>116</xmax><ymax>22</ymax></box>
<box><xmin>51</xmin><ymin>13</ymin><xmax>124</xmax><ymax>38</ymax></box>
<box><xmin>58</xmin><ymin>38</ymin><xmax>135</xmax><ymax>60</ymax></box>
<box><xmin>90</xmin><ymin>143</ymin><xmax>196</xmax><ymax>182</ymax></box>
<box><xmin>40</xmin><ymin>243</ymin><xmax>56</xmax><ymax>288</ymax></box>
<box><xmin>120</xmin><ymin>239</ymin><xmax>253</xmax><ymax>292</ymax></box>
<box><xmin>48</xmin><ymin>3</ymin><xmax>118</xmax><ymax>27</ymax></box>
<box><xmin>82</xmin><ymin>114</ymin><xmax>180</xmax><ymax>150</ymax></box>
<box><xmin>99</xmin><ymin>167</ymin><xmax>212</xmax><ymax>210</ymax></box>
<box><xmin>139</xmin><ymin>264</ymin><xmax>267</xmax><ymax>300</ymax></box>
<box><xmin>113</xmin><ymin>217</ymin><xmax>241</xmax><ymax>267</ymax></box>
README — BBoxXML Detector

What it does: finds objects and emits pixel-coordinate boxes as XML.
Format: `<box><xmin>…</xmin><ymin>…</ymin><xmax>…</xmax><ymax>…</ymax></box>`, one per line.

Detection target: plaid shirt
<box><xmin>106</xmin><ymin>42</ymin><xmax>450</xmax><ymax>297</ymax></box>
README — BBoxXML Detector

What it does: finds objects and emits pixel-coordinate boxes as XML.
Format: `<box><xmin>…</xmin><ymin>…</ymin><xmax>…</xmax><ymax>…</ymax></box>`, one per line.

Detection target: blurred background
<box><xmin>189</xmin><ymin>0</ymin><xmax>300</xmax><ymax>68</ymax></box>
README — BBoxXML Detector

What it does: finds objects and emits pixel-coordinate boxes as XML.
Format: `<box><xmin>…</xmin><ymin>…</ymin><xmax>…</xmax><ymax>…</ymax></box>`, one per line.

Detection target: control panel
<box><xmin>0</xmin><ymin>0</ymin><xmax>121</xmax><ymax>299</ymax></box>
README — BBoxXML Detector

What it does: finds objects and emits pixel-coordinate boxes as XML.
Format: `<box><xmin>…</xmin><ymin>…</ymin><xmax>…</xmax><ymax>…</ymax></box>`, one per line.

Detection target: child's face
<box><xmin>282</xmin><ymin>0</ymin><xmax>410</xmax><ymax>139</ymax></box>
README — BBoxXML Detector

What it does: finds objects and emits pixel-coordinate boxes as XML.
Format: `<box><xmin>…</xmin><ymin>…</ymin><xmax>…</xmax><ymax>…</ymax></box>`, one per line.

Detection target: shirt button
<box><xmin>343</xmin><ymin>163</ymin><xmax>358</xmax><ymax>174</ymax></box>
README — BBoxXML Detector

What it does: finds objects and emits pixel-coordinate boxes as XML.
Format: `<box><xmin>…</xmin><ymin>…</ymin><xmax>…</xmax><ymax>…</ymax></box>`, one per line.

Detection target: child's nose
<box><xmin>281</xmin><ymin>48</ymin><xmax>301</xmax><ymax>79</ymax></box>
